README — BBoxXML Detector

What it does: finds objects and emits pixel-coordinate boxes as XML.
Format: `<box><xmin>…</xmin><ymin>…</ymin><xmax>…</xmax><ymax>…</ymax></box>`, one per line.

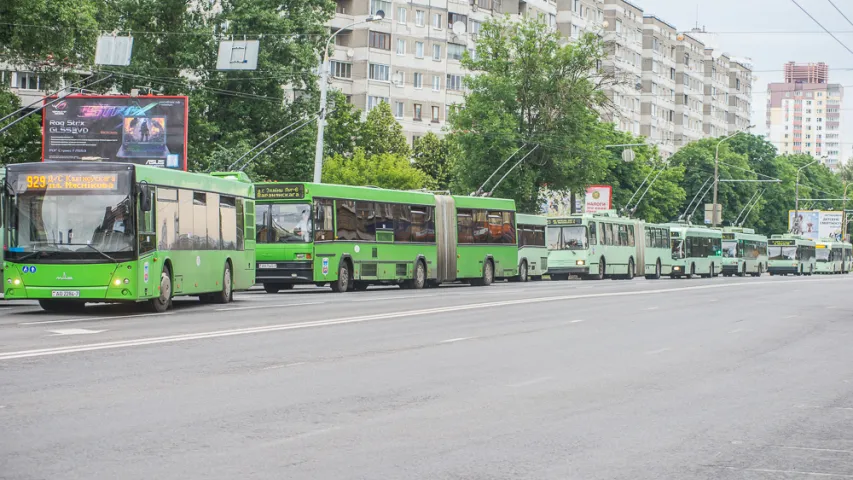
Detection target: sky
<box><xmin>636</xmin><ymin>0</ymin><xmax>853</xmax><ymax>161</ymax></box>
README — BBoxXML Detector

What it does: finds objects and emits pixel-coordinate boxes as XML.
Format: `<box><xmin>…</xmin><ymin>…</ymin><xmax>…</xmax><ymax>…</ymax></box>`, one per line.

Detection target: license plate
<box><xmin>51</xmin><ymin>290</ymin><xmax>80</xmax><ymax>298</ymax></box>
<box><xmin>258</xmin><ymin>264</ymin><xmax>277</xmax><ymax>269</ymax></box>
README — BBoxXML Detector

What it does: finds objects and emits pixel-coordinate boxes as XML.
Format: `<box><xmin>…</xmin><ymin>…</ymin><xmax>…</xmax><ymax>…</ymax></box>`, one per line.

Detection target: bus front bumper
<box><xmin>548</xmin><ymin>267</ymin><xmax>589</xmax><ymax>275</ymax></box>
<box><xmin>768</xmin><ymin>266</ymin><xmax>798</xmax><ymax>275</ymax></box>
<box><xmin>721</xmin><ymin>264</ymin><xmax>740</xmax><ymax>274</ymax></box>
<box><xmin>256</xmin><ymin>261</ymin><xmax>314</xmax><ymax>284</ymax></box>
<box><xmin>3</xmin><ymin>286</ymin><xmax>136</xmax><ymax>301</ymax></box>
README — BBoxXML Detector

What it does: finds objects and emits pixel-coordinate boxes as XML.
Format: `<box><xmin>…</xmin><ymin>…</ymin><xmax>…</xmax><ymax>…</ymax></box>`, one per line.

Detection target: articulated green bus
<box><xmin>767</xmin><ymin>234</ymin><xmax>816</xmax><ymax>276</ymax></box>
<box><xmin>545</xmin><ymin>211</ymin><xmax>672</xmax><ymax>280</ymax></box>
<box><xmin>667</xmin><ymin>224</ymin><xmax>722</xmax><ymax>278</ymax></box>
<box><xmin>814</xmin><ymin>240</ymin><xmax>852</xmax><ymax>274</ymax></box>
<box><xmin>720</xmin><ymin>227</ymin><xmax>768</xmax><ymax>277</ymax></box>
<box><xmin>2</xmin><ymin>162</ymin><xmax>256</xmax><ymax>312</ymax></box>
<box><xmin>251</xmin><ymin>182</ymin><xmax>518</xmax><ymax>292</ymax></box>
<box><xmin>516</xmin><ymin>214</ymin><xmax>548</xmax><ymax>282</ymax></box>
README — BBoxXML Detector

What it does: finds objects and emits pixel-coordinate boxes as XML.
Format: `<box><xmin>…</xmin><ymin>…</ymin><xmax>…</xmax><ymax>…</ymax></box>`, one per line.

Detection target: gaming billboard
<box><xmin>43</xmin><ymin>95</ymin><xmax>188</xmax><ymax>170</ymax></box>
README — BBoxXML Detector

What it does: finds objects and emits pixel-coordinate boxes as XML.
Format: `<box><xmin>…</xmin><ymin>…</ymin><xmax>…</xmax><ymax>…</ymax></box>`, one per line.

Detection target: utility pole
<box><xmin>793</xmin><ymin>158</ymin><xmax>819</xmax><ymax>234</ymax></box>
<box><xmin>712</xmin><ymin>125</ymin><xmax>753</xmax><ymax>227</ymax></box>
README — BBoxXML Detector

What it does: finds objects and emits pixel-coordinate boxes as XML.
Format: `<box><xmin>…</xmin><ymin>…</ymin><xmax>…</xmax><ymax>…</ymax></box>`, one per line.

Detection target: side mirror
<box><xmin>139</xmin><ymin>184</ymin><xmax>152</xmax><ymax>212</ymax></box>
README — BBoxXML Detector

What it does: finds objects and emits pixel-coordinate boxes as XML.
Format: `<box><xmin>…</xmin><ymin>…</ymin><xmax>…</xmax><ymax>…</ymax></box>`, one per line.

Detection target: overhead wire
<box><xmin>790</xmin><ymin>0</ymin><xmax>853</xmax><ymax>57</ymax></box>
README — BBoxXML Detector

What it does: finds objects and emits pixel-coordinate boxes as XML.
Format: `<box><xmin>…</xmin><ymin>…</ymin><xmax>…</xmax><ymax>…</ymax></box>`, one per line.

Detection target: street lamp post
<box><xmin>712</xmin><ymin>125</ymin><xmax>753</xmax><ymax>227</ymax></box>
<box><xmin>793</xmin><ymin>158</ymin><xmax>819</xmax><ymax>234</ymax></box>
<box><xmin>312</xmin><ymin>11</ymin><xmax>384</xmax><ymax>184</ymax></box>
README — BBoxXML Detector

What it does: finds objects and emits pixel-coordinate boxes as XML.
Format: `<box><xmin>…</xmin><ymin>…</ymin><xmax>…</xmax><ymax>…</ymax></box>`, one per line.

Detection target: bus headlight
<box><xmin>576</xmin><ymin>260</ymin><xmax>586</xmax><ymax>266</ymax></box>
<box><xmin>673</xmin><ymin>266</ymin><xmax>682</xmax><ymax>271</ymax></box>
<box><xmin>13</xmin><ymin>278</ymin><xmax>21</xmax><ymax>286</ymax></box>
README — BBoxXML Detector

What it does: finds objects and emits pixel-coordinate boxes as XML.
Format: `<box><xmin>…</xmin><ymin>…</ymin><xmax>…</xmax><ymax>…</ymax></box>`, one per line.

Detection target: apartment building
<box><xmin>766</xmin><ymin>62</ymin><xmax>843</xmax><ymax>171</ymax></box>
<box><xmin>702</xmin><ymin>48</ymin><xmax>730</xmax><ymax>138</ymax></box>
<box><xmin>600</xmin><ymin>0</ymin><xmax>644</xmax><ymax>136</ymax></box>
<box><xmin>639</xmin><ymin>15</ymin><xmax>677</xmax><ymax>158</ymax></box>
<box><xmin>728</xmin><ymin>59</ymin><xmax>752</xmax><ymax>134</ymax></box>
<box><xmin>673</xmin><ymin>33</ymin><xmax>705</xmax><ymax>148</ymax></box>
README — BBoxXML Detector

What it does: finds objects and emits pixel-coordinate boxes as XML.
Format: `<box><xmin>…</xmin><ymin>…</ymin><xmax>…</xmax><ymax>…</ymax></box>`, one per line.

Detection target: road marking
<box><xmin>644</xmin><ymin>306</ymin><xmax>659</xmax><ymax>310</ymax></box>
<box><xmin>569</xmin><ymin>319</ymin><xmax>585</xmax><ymax>324</ymax></box>
<box><xmin>0</xmin><ymin>278</ymin><xmax>842</xmax><ymax>361</ymax></box>
<box><xmin>709</xmin><ymin>466</ymin><xmax>853</xmax><ymax>478</ymax></box>
<box><xmin>728</xmin><ymin>328</ymin><xmax>744</xmax><ymax>334</ymax></box>
<box><xmin>49</xmin><ymin>328</ymin><xmax>106</xmax><ymax>336</ymax></box>
<box><xmin>262</xmin><ymin>362</ymin><xmax>305</xmax><ymax>370</ymax></box>
<box><xmin>440</xmin><ymin>337</ymin><xmax>475</xmax><ymax>344</ymax></box>
<box><xmin>784</xmin><ymin>315</ymin><xmax>798</xmax><ymax>319</ymax></box>
<box><xmin>19</xmin><ymin>312</ymin><xmax>173</xmax><ymax>326</ymax></box>
<box><xmin>350</xmin><ymin>294</ymin><xmax>438</xmax><ymax>303</ymax></box>
<box><xmin>215</xmin><ymin>301</ymin><xmax>324</xmax><ymax>312</ymax></box>
<box><xmin>772</xmin><ymin>446</ymin><xmax>853</xmax><ymax>454</ymax></box>
<box><xmin>646</xmin><ymin>348</ymin><xmax>670</xmax><ymax>355</ymax></box>
<box><xmin>507</xmin><ymin>376</ymin><xmax>552</xmax><ymax>388</ymax></box>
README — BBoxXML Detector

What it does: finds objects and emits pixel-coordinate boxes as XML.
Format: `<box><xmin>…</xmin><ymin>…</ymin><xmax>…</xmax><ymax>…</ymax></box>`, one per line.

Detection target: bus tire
<box><xmin>331</xmin><ymin>260</ymin><xmax>352</xmax><ymax>293</ymax></box>
<box><xmin>594</xmin><ymin>258</ymin><xmax>606</xmax><ymax>280</ymax></box>
<box><xmin>39</xmin><ymin>299</ymin><xmax>86</xmax><ymax>313</ymax></box>
<box><xmin>686</xmin><ymin>263</ymin><xmax>695</xmax><ymax>279</ymax></box>
<box><xmin>403</xmin><ymin>260</ymin><xmax>426</xmax><ymax>290</ymax></box>
<box><xmin>149</xmin><ymin>265</ymin><xmax>173</xmax><ymax>313</ymax></box>
<box><xmin>645</xmin><ymin>260</ymin><xmax>661</xmax><ymax>280</ymax></box>
<box><xmin>626</xmin><ymin>258</ymin><xmax>635</xmax><ymax>280</ymax></box>
<box><xmin>737</xmin><ymin>264</ymin><xmax>746</xmax><ymax>277</ymax></box>
<box><xmin>517</xmin><ymin>261</ymin><xmax>529</xmax><ymax>283</ymax></box>
<box><xmin>472</xmin><ymin>260</ymin><xmax>494</xmax><ymax>286</ymax></box>
<box><xmin>212</xmin><ymin>262</ymin><xmax>233</xmax><ymax>304</ymax></box>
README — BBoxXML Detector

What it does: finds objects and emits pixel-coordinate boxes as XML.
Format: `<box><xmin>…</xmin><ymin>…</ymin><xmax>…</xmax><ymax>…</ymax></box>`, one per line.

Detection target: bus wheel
<box><xmin>212</xmin><ymin>263</ymin><xmax>233</xmax><ymax>304</ymax></box>
<box><xmin>331</xmin><ymin>261</ymin><xmax>352</xmax><ymax>293</ymax></box>
<box><xmin>737</xmin><ymin>264</ymin><xmax>746</xmax><ymax>277</ymax></box>
<box><xmin>472</xmin><ymin>260</ymin><xmax>494</xmax><ymax>286</ymax></box>
<box><xmin>595</xmin><ymin>258</ymin><xmax>606</xmax><ymax>280</ymax></box>
<box><xmin>518</xmin><ymin>261</ymin><xmax>529</xmax><ymax>283</ymax></box>
<box><xmin>626</xmin><ymin>259</ymin><xmax>635</xmax><ymax>280</ymax></box>
<box><xmin>263</xmin><ymin>284</ymin><xmax>280</xmax><ymax>294</ymax></box>
<box><xmin>149</xmin><ymin>266</ymin><xmax>172</xmax><ymax>313</ymax></box>
<box><xmin>686</xmin><ymin>264</ymin><xmax>695</xmax><ymax>279</ymax></box>
<box><xmin>38</xmin><ymin>299</ymin><xmax>86</xmax><ymax>313</ymax></box>
<box><xmin>645</xmin><ymin>260</ymin><xmax>661</xmax><ymax>280</ymax></box>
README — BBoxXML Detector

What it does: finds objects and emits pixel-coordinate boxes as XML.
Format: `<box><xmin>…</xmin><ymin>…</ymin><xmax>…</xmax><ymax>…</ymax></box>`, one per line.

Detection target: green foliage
<box><xmin>322</xmin><ymin>148</ymin><xmax>434</xmax><ymax>190</ymax></box>
<box><xmin>359</xmin><ymin>102</ymin><xmax>410</xmax><ymax>157</ymax></box>
<box><xmin>0</xmin><ymin>88</ymin><xmax>42</xmax><ymax>165</ymax></box>
<box><xmin>448</xmin><ymin>16</ymin><xmax>609</xmax><ymax>211</ymax></box>
<box><xmin>413</xmin><ymin>132</ymin><xmax>452</xmax><ymax>190</ymax></box>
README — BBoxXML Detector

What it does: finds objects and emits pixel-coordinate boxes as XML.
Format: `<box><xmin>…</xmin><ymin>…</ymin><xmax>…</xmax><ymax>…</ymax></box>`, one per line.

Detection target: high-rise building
<box><xmin>766</xmin><ymin>62</ymin><xmax>843</xmax><ymax>170</ymax></box>
<box><xmin>640</xmin><ymin>15</ymin><xmax>678</xmax><ymax>158</ymax></box>
<box><xmin>600</xmin><ymin>0</ymin><xmax>644</xmax><ymax>136</ymax></box>
<box><xmin>674</xmin><ymin>33</ymin><xmax>706</xmax><ymax>148</ymax></box>
<box><xmin>728</xmin><ymin>59</ymin><xmax>753</xmax><ymax>133</ymax></box>
<box><xmin>702</xmin><ymin>48</ymin><xmax>730</xmax><ymax>138</ymax></box>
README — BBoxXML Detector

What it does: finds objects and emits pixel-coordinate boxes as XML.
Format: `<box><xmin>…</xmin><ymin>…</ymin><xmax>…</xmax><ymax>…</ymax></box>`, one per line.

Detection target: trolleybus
<box><xmin>720</xmin><ymin>227</ymin><xmax>768</xmax><ymax>277</ymax></box>
<box><xmin>545</xmin><ymin>211</ymin><xmax>672</xmax><ymax>280</ymax></box>
<box><xmin>767</xmin><ymin>234</ymin><xmax>816</xmax><ymax>276</ymax></box>
<box><xmin>667</xmin><ymin>224</ymin><xmax>722</xmax><ymax>278</ymax></box>
<box><xmin>2</xmin><ymin>162</ymin><xmax>256</xmax><ymax>312</ymax></box>
<box><xmin>516</xmin><ymin>213</ymin><xmax>548</xmax><ymax>282</ymax></box>
<box><xmin>251</xmin><ymin>182</ymin><xmax>518</xmax><ymax>292</ymax></box>
<box><xmin>814</xmin><ymin>240</ymin><xmax>852</xmax><ymax>274</ymax></box>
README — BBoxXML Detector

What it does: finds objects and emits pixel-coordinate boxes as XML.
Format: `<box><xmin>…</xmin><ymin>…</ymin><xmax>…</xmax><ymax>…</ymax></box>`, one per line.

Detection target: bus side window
<box><xmin>534</xmin><ymin>226</ymin><xmax>545</xmax><ymax>247</ymax></box>
<box><xmin>138</xmin><ymin>187</ymin><xmax>156</xmax><ymax>254</ymax></box>
<box><xmin>627</xmin><ymin>225</ymin><xmax>635</xmax><ymax>247</ymax></box>
<box><xmin>220</xmin><ymin>196</ymin><xmax>237</xmax><ymax>250</ymax></box>
<box><xmin>589</xmin><ymin>222</ymin><xmax>597</xmax><ymax>245</ymax></box>
<box><xmin>314</xmin><ymin>198</ymin><xmax>334</xmax><ymax>242</ymax></box>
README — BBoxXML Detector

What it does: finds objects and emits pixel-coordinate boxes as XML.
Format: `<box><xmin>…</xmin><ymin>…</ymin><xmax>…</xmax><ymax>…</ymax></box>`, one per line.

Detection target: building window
<box><xmin>393</xmin><ymin>70</ymin><xmax>404</xmax><ymax>86</ymax></box>
<box><xmin>369</xmin><ymin>31</ymin><xmax>391</xmax><ymax>50</ymax></box>
<box><xmin>368</xmin><ymin>63</ymin><xmax>390</xmax><ymax>81</ymax></box>
<box><xmin>448</xmin><ymin>13</ymin><xmax>468</xmax><ymax>27</ymax></box>
<box><xmin>615</xmin><ymin>20</ymin><xmax>622</xmax><ymax>35</ymax></box>
<box><xmin>433</xmin><ymin>13</ymin><xmax>443</xmax><ymax>29</ymax></box>
<box><xmin>477</xmin><ymin>0</ymin><xmax>491</xmax><ymax>8</ymax></box>
<box><xmin>431</xmin><ymin>106</ymin><xmax>440</xmax><ymax>122</ymax></box>
<box><xmin>394</xmin><ymin>101</ymin><xmax>404</xmax><ymax>118</ymax></box>
<box><xmin>414</xmin><ymin>103</ymin><xmax>422</xmax><ymax>120</ymax></box>
<box><xmin>368</xmin><ymin>96</ymin><xmax>389</xmax><ymax>111</ymax></box>
<box><xmin>397</xmin><ymin>6</ymin><xmax>406</xmax><ymax>24</ymax></box>
<box><xmin>415</xmin><ymin>10</ymin><xmax>425</xmax><ymax>26</ymax></box>
<box><xmin>433</xmin><ymin>44</ymin><xmax>442</xmax><ymax>60</ymax></box>
<box><xmin>396</xmin><ymin>39</ymin><xmax>406</xmax><ymax>55</ymax></box>
<box><xmin>470</xmin><ymin>20</ymin><xmax>481</xmax><ymax>35</ymax></box>
<box><xmin>414</xmin><ymin>72</ymin><xmax>423</xmax><ymax>89</ymax></box>
<box><xmin>448</xmin><ymin>43</ymin><xmax>465</xmax><ymax>61</ymax></box>
<box><xmin>432</xmin><ymin>75</ymin><xmax>441</xmax><ymax>91</ymax></box>
<box><xmin>571</xmin><ymin>24</ymin><xmax>580</xmax><ymax>39</ymax></box>
<box><xmin>330</xmin><ymin>61</ymin><xmax>352</xmax><ymax>79</ymax></box>
<box><xmin>415</xmin><ymin>41</ymin><xmax>424</xmax><ymax>58</ymax></box>
<box><xmin>412</xmin><ymin>135</ymin><xmax>421</xmax><ymax>148</ymax></box>
<box><xmin>447</xmin><ymin>74</ymin><xmax>463</xmax><ymax>91</ymax></box>
<box><xmin>370</xmin><ymin>0</ymin><xmax>390</xmax><ymax>16</ymax></box>
<box><xmin>16</xmin><ymin>72</ymin><xmax>40</xmax><ymax>90</ymax></box>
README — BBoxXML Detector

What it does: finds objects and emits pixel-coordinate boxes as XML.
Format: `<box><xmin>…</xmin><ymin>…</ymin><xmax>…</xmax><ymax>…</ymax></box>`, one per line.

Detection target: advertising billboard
<box><xmin>788</xmin><ymin>210</ymin><xmax>843</xmax><ymax>241</ymax></box>
<box><xmin>584</xmin><ymin>185</ymin><xmax>613</xmax><ymax>214</ymax></box>
<box><xmin>43</xmin><ymin>95</ymin><xmax>188</xmax><ymax>170</ymax></box>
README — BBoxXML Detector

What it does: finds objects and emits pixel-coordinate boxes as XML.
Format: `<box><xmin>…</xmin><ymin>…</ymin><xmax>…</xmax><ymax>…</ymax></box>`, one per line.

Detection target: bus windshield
<box><xmin>546</xmin><ymin>225</ymin><xmax>587</xmax><ymax>250</ymax></box>
<box><xmin>671</xmin><ymin>239</ymin><xmax>684</xmax><ymax>259</ymax></box>
<box><xmin>722</xmin><ymin>240</ymin><xmax>738</xmax><ymax>258</ymax></box>
<box><xmin>769</xmin><ymin>246</ymin><xmax>797</xmax><ymax>260</ymax></box>
<box><xmin>256</xmin><ymin>203</ymin><xmax>312</xmax><ymax>243</ymax></box>
<box><xmin>816</xmin><ymin>248</ymin><xmax>831</xmax><ymax>261</ymax></box>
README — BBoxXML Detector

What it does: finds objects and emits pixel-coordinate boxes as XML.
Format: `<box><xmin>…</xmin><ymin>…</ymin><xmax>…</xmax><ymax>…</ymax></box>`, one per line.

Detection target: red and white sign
<box><xmin>584</xmin><ymin>185</ymin><xmax>612</xmax><ymax>213</ymax></box>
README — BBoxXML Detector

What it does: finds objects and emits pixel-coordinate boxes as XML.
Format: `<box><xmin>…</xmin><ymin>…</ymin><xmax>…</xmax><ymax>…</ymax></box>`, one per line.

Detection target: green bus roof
<box><xmin>517</xmin><ymin>213</ymin><xmax>547</xmax><ymax>226</ymax></box>
<box><xmin>135</xmin><ymin>165</ymin><xmax>254</xmax><ymax>198</ymax></box>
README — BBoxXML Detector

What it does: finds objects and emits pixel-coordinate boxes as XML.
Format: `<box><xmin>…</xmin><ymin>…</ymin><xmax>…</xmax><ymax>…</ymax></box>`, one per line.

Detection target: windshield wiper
<box><xmin>65</xmin><ymin>243</ymin><xmax>120</xmax><ymax>262</ymax></box>
<box><xmin>12</xmin><ymin>249</ymin><xmax>63</xmax><ymax>262</ymax></box>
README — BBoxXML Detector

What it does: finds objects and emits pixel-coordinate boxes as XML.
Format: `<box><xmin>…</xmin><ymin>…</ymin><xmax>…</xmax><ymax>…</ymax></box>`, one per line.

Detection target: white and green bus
<box><xmin>720</xmin><ymin>227</ymin><xmax>768</xmax><ymax>277</ymax></box>
<box><xmin>516</xmin><ymin>214</ymin><xmax>548</xmax><ymax>282</ymax></box>
<box><xmin>814</xmin><ymin>240</ymin><xmax>852</xmax><ymax>274</ymax></box>
<box><xmin>767</xmin><ymin>234</ymin><xmax>816</xmax><ymax>276</ymax></box>
<box><xmin>546</xmin><ymin>211</ymin><xmax>671</xmax><ymax>280</ymax></box>
<box><xmin>667</xmin><ymin>224</ymin><xmax>722</xmax><ymax>278</ymax></box>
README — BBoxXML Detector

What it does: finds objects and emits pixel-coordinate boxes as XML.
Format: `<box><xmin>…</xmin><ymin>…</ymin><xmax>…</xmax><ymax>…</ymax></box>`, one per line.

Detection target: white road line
<box><xmin>0</xmin><ymin>278</ymin><xmax>838</xmax><ymax>361</ymax></box>
<box><xmin>440</xmin><ymin>337</ymin><xmax>475</xmax><ymax>344</ymax></box>
<box><xmin>215</xmin><ymin>301</ymin><xmax>324</xmax><ymax>312</ymax></box>
<box><xmin>350</xmin><ymin>294</ymin><xmax>438</xmax><ymax>303</ymax></box>
<box><xmin>646</xmin><ymin>348</ymin><xmax>671</xmax><ymax>355</ymax></box>
<box><xmin>784</xmin><ymin>315</ymin><xmax>798</xmax><ymax>319</ymax></box>
<box><xmin>728</xmin><ymin>328</ymin><xmax>744</xmax><ymax>334</ymax></box>
<box><xmin>710</xmin><ymin>466</ymin><xmax>853</xmax><ymax>478</ymax></box>
<box><xmin>644</xmin><ymin>306</ymin><xmax>659</xmax><ymax>310</ymax></box>
<box><xmin>507</xmin><ymin>376</ymin><xmax>552</xmax><ymax>388</ymax></box>
<box><xmin>48</xmin><ymin>328</ymin><xmax>106</xmax><ymax>336</ymax></box>
<box><xmin>569</xmin><ymin>319</ymin><xmax>585</xmax><ymax>323</ymax></box>
<box><xmin>262</xmin><ymin>362</ymin><xmax>305</xmax><ymax>370</ymax></box>
<box><xmin>772</xmin><ymin>446</ymin><xmax>853</xmax><ymax>454</ymax></box>
<box><xmin>19</xmin><ymin>312</ymin><xmax>174</xmax><ymax>326</ymax></box>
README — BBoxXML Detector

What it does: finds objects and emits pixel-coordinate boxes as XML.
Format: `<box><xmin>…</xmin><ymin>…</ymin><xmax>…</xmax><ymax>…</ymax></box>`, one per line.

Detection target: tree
<box><xmin>322</xmin><ymin>148</ymin><xmax>435</xmax><ymax>190</ymax></box>
<box><xmin>448</xmin><ymin>16</ymin><xmax>610</xmax><ymax>211</ymax></box>
<box><xmin>413</xmin><ymin>132</ymin><xmax>452</xmax><ymax>190</ymax></box>
<box><xmin>0</xmin><ymin>88</ymin><xmax>42</xmax><ymax>165</ymax></box>
<box><xmin>359</xmin><ymin>102</ymin><xmax>410</xmax><ymax>157</ymax></box>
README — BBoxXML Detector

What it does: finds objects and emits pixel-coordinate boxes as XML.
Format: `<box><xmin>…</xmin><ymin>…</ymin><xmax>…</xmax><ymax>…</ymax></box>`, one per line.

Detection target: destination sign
<box><xmin>768</xmin><ymin>239</ymin><xmax>795</xmax><ymax>246</ymax></box>
<box><xmin>547</xmin><ymin>218</ymin><xmax>583</xmax><ymax>226</ymax></box>
<box><xmin>256</xmin><ymin>184</ymin><xmax>305</xmax><ymax>200</ymax></box>
<box><xmin>22</xmin><ymin>173</ymin><xmax>119</xmax><ymax>191</ymax></box>
<box><xmin>722</xmin><ymin>233</ymin><xmax>736</xmax><ymax>240</ymax></box>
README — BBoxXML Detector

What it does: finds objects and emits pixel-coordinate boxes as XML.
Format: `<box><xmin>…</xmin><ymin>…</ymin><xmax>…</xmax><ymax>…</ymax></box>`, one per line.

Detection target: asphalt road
<box><xmin>3</xmin><ymin>275</ymin><xmax>853</xmax><ymax>479</ymax></box>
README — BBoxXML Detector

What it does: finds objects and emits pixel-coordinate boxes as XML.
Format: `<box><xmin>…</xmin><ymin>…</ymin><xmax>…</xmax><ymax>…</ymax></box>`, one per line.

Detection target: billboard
<box><xmin>43</xmin><ymin>95</ymin><xmax>188</xmax><ymax>170</ymax></box>
<box><xmin>584</xmin><ymin>185</ymin><xmax>612</xmax><ymax>213</ymax></box>
<box><xmin>788</xmin><ymin>210</ymin><xmax>843</xmax><ymax>241</ymax></box>
<box><xmin>539</xmin><ymin>186</ymin><xmax>573</xmax><ymax>217</ymax></box>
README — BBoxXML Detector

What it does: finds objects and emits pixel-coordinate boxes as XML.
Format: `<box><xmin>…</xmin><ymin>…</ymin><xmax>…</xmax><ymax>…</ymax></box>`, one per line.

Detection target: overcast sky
<box><xmin>636</xmin><ymin>0</ymin><xmax>853</xmax><ymax>160</ymax></box>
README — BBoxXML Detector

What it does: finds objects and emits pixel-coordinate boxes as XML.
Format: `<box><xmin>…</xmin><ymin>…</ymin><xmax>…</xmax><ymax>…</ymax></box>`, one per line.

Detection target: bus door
<box><xmin>434</xmin><ymin>195</ymin><xmax>457</xmax><ymax>282</ymax></box>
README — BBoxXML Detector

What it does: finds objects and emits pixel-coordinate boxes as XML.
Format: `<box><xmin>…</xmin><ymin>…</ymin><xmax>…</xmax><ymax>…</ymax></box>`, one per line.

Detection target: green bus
<box><xmin>720</xmin><ymin>227</ymin><xmax>768</xmax><ymax>277</ymax></box>
<box><xmin>814</xmin><ymin>240</ymin><xmax>852</xmax><ymax>274</ymax></box>
<box><xmin>0</xmin><ymin>167</ymin><xmax>4</xmax><ymax>283</ymax></box>
<box><xmin>667</xmin><ymin>224</ymin><xmax>722</xmax><ymax>278</ymax></box>
<box><xmin>251</xmin><ymin>182</ymin><xmax>518</xmax><ymax>292</ymax></box>
<box><xmin>545</xmin><ymin>211</ymin><xmax>672</xmax><ymax>280</ymax></box>
<box><xmin>2</xmin><ymin>162</ymin><xmax>256</xmax><ymax>312</ymax></box>
<box><xmin>767</xmin><ymin>234</ymin><xmax>816</xmax><ymax>276</ymax></box>
<box><xmin>516</xmin><ymin>213</ymin><xmax>548</xmax><ymax>282</ymax></box>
